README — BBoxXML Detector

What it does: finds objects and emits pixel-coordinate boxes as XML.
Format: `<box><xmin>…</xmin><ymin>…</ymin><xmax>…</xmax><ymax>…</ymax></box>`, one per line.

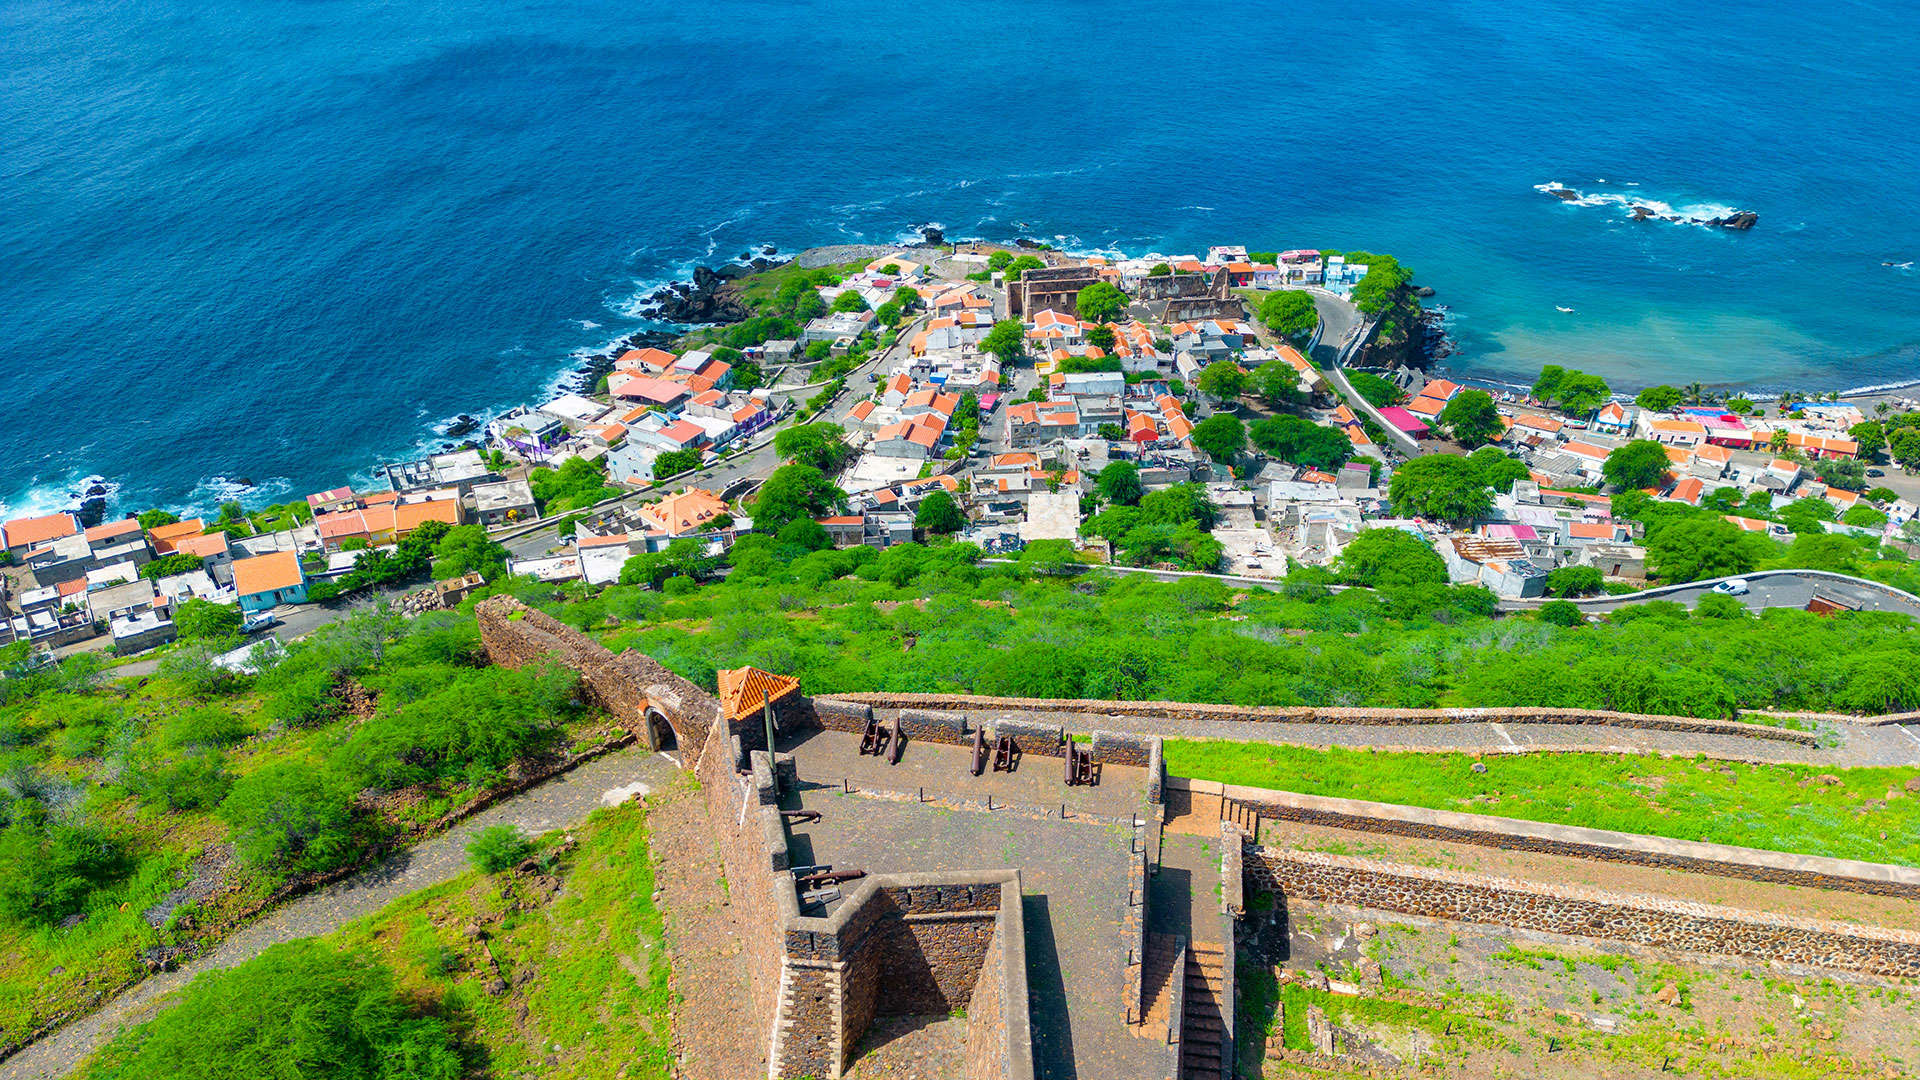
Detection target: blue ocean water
<box><xmin>5</xmin><ymin>0</ymin><xmax>1918</xmax><ymax>517</ymax></box>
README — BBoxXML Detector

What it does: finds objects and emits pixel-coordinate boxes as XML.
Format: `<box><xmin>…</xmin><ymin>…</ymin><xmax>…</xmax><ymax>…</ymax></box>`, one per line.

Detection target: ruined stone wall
<box><xmin>827</xmin><ymin>693</ymin><xmax>1818</xmax><ymax>746</ymax></box>
<box><xmin>475</xmin><ymin>595</ymin><xmax>723</xmax><ymax>759</ymax></box>
<box><xmin>1245</xmin><ymin>847</ymin><xmax>1920</xmax><ymax>980</ymax></box>
<box><xmin>1179</xmin><ymin>780</ymin><xmax>1920</xmax><ymax>901</ymax></box>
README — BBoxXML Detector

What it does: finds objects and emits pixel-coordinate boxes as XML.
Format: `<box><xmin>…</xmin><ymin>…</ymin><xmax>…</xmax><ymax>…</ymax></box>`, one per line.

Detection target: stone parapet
<box><xmin>828</xmin><ymin>693</ymin><xmax>1821</xmax><ymax>745</ymax></box>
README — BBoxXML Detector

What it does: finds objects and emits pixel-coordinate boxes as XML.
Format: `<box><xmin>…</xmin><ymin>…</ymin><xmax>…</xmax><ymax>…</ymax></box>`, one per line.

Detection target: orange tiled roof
<box><xmin>716</xmin><ymin>666</ymin><xmax>801</xmax><ymax>722</ymax></box>
<box><xmin>232</xmin><ymin>550</ymin><xmax>303</xmax><ymax>597</ymax></box>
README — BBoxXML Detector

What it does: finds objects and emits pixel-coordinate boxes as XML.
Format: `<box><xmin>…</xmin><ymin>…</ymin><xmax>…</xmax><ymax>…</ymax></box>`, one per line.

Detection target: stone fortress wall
<box><xmin>474</xmin><ymin>597</ymin><xmax>1920</xmax><ymax>1078</ymax></box>
<box><xmin>476</xmin><ymin>597</ymin><xmax>1032</xmax><ymax>1080</ymax></box>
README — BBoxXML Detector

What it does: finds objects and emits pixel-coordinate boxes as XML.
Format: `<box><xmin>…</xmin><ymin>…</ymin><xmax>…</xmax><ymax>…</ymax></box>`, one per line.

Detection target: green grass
<box><xmin>317</xmin><ymin>797</ymin><xmax>671</xmax><ymax>1077</ymax></box>
<box><xmin>1163</xmin><ymin>740</ymin><xmax>1920</xmax><ymax>867</ymax></box>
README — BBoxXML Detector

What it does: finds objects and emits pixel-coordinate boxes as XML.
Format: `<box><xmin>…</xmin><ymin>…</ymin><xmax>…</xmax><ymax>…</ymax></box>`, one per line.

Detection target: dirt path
<box><xmin>1</xmin><ymin>747</ymin><xmax>678</xmax><ymax>1080</ymax></box>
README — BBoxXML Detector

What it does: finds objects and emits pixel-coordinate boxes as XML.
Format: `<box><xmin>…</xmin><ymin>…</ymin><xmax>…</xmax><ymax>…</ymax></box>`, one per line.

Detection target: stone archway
<box><xmin>643</xmin><ymin>706</ymin><xmax>680</xmax><ymax>752</ymax></box>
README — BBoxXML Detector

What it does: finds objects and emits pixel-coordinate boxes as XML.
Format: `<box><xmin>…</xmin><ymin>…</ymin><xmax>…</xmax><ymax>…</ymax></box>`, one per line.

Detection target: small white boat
<box><xmin>1556</xmin><ymin>305</ymin><xmax>1575</xmax><ymax>313</ymax></box>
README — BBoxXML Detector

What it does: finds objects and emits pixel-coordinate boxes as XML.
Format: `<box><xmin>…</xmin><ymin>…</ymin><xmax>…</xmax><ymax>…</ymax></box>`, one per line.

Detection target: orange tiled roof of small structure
<box><xmin>716</xmin><ymin>666</ymin><xmax>801</xmax><ymax>722</ymax></box>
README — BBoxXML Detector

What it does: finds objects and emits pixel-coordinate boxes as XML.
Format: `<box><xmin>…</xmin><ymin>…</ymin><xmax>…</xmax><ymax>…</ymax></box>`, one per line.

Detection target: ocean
<box><xmin>5</xmin><ymin>0</ymin><xmax>1918</xmax><ymax>519</ymax></box>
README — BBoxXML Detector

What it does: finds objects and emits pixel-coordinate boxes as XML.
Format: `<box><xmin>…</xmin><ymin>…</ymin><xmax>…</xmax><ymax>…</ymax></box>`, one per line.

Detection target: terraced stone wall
<box><xmin>1244</xmin><ymin>846</ymin><xmax>1920</xmax><ymax>980</ymax></box>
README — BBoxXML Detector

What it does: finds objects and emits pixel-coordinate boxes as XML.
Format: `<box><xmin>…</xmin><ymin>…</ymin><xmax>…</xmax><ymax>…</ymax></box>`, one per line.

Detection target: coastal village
<box><xmin>6</xmin><ymin>240</ymin><xmax>1920</xmax><ymax>657</ymax></box>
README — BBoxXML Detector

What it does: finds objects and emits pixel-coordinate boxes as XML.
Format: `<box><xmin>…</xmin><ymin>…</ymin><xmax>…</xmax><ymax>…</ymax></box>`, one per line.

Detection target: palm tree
<box><xmin>1682</xmin><ymin>381</ymin><xmax>1705</xmax><ymax>404</ymax></box>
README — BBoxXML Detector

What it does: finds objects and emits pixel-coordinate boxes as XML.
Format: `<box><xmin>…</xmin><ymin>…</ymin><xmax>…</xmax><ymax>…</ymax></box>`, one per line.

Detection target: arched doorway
<box><xmin>645</xmin><ymin>707</ymin><xmax>679</xmax><ymax>752</ymax></box>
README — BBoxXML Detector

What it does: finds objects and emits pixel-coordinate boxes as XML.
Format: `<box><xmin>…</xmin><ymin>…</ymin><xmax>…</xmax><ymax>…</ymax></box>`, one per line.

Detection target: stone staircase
<box><xmin>1137</xmin><ymin>932</ymin><xmax>1184</xmax><ymax>1041</ymax></box>
<box><xmin>1179</xmin><ymin>945</ymin><xmax>1229</xmax><ymax>1080</ymax></box>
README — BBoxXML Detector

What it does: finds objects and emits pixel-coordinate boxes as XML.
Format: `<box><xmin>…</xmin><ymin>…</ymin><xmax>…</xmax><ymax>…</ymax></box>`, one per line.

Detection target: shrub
<box><xmin>74</xmin><ymin>939</ymin><xmax>462</xmax><ymax>1080</ymax></box>
<box><xmin>467</xmin><ymin>824</ymin><xmax>536</xmax><ymax>873</ymax></box>
<box><xmin>216</xmin><ymin>760</ymin><xmax>361</xmax><ymax>873</ymax></box>
<box><xmin>1536</xmin><ymin>600</ymin><xmax>1585</xmax><ymax>627</ymax></box>
<box><xmin>0</xmin><ymin>802</ymin><xmax>129</xmax><ymax>926</ymax></box>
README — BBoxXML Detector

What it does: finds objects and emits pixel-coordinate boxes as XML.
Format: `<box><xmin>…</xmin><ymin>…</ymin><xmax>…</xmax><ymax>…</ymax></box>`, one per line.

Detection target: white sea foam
<box><xmin>167</xmin><ymin>474</ymin><xmax>292</xmax><ymax>516</ymax></box>
<box><xmin>1535</xmin><ymin>181</ymin><xmax>1744</xmax><ymax>225</ymax></box>
<box><xmin>0</xmin><ymin>474</ymin><xmax>121</xmax><ymax>521</ymax></box>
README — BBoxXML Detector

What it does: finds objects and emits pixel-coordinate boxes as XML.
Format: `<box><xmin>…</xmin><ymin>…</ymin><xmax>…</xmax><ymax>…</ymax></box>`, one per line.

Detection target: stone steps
<box><xmin>1180</xmin><ymin>946</ymin><xmax>1228</xmax><ymax>1080</ymax></box>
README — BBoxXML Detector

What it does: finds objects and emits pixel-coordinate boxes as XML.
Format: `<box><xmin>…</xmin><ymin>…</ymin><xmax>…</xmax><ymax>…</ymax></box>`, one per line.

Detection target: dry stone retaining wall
<box><xmin>829</xmin><ymin>693</ymin><xmax>1820</xmax><ymax>745</ymax></box>
<box><xmin>1245</xmin><ymin>846</ymin><xmax>1920</xmax><ymax>980</ymax></box>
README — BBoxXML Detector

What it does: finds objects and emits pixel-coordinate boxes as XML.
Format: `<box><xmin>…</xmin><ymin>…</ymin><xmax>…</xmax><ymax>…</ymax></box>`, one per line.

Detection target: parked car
<box><xmin>241</xmin><ymin>611</ymin><xmax>282</xmax><ymax>634</ymax></box>
<box><xmin>1712</xmin><ymin>578</ymin><xmax>1751</xmax><ymax>596</ymax></box>
<box><xmin>1867</xmin><ymin>468</ymin><xmax>1885</xmax><ymax>477</ymax></box>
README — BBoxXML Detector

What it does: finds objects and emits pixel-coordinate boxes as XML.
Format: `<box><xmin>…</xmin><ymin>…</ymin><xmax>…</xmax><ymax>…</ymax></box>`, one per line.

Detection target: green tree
<box><xmin>1544</xmin><ymin>565</ymin><xmax>1604</xmax><ymax>597</ymax></box>
<box><xmin>1189</xmin><ymin>414</ymin><xmax>1246</xmax><ymax>463</ymax></box>
<box><xmin>1532</xmin><ymin>364</ymin><xmax>1566</xmax><ymax>402</ymax></box>
<box><xmin>74</xmin><ymin>939</ymin><xmax>462</xmax><ymax>1080</ymax></box>
<box><xmin>1465</xmin><ymin>446</ymin><xmax>1529</xmax><ymax>493</ymax></box>
<box><xmin>467</xmin><ymin>824</ymin><xmax>536</xmax><ymax>873</ymax></box>
<box><xmin>1345</xmin><ymin>370</ymin><xmax>1406</xmax><ymax>408</ymax></box>
<box><xmin>1148</xmin><ymin>263</ymin><xmax>1172</xmax><ymax>276</ymax></box>
<box><xmin>1096</xmin><ymin>461</ymin><xmax>1144</xmax><ymax>506</ymax></box>
<box><xmin>1835</xmin><ymin>499</ymin><xmax>1881</xmax><ymax>526</ymax></box>
<box><xmin>653</xmin><ymin>448</ymin><xmax>702</xmax><ymax>479</ymax></box>
<box><xmin>914</xmin><ymin>490</ymin><xmax>965</xmax><ymax>535</ymax></box>
<box><xmin>1194</xmin><ymin>361</ymin><xmax>1248</xmax><ymax>401</ymax></box>
<box><xmin>1643</xmin><ymin>516</ymin><xmax>1757</xmax><ymax>583</ymax></box>
<box><xmin>1553</xmin><ymin>371</ymin><xmax>1611</xmax><ymax>416</ymax></box>
<box><xmin>1336</xmin><ymin>528</ymin><xmax>1447</xmax><ymax>589</ymax></box>
<box><xmin>430</xmin><ymin>524</ymin><xmax>507</xmax><ymax>581</ymax></box>
<box><xmin>1343</xmin><ymin>253</ymin><xmax>1412</xmax><ymax>314</ymax></box>
<box><xmin>1635</xmin><ymin>385</ymin><xmax>1685</xmax><ymax>411</ymax></box>
<box><xmin>1437</xmin><ymin>390</ymin><xmax>1503</xmax><ymax>447</ymax></box>
<box><xmin>1602</xmin><ymin>440</ymin><xmax>1673</xmax><ymax>490</ymax></box>
<box><xmin>1075</xmin><ymin>281</ymin><xmax>1128</xmax><ymax>324</ymax></box>
<box><xmin>1893</xmin><ymin>427</ymin><xmax>1920</xmax><ymax>471</ymax></box>
<box><xmin>1850</xmin><ymin>420</ymin><xmax>1886</xmax><ymax>459</ymax></box>
<box><xmin>1387</xmin><ymin>455</ymin><xmax>1493</xmax><ymax>524</ymax></box>
<box><xmin>1085</xmin><ymin>325</ymin><xmax>1117</xmax><ymax>351</ymax></box>
<box><xmin>1251</xmin><ymin>361</ymin><xmax>1306</xmax><ymax>409</ymax></box>
<box><xmin>1097</xmin><ymin>422</ymin><xmax>1127</xmax><ymax>441</ymax></box>
<box><xmin>529</xmin><ymin>456</ymin><xmax>620</xmax><ymax>514</ymax></box>
<box><xmin>174</xmin><ymin>598</ymin><xmax>243</xmax><ymax>646</ymax></box>
<box><xmin>774</xmin><ymin>422</ymin><xmax>851</xmax><ymax>471</ymax></box>
<box><xmin>752</xmin><ymin>465</ymin><xmax>844</xmax><ymax>532</ymax></box>
<box><xmin>790</xmin><ymin>289</ymin><xmax>827</xmax><ymax>320</ymax></box>
<box><xmin>1256</xmin><ymin>290</ymin><xmax>1318</xmax><ymax>341</ymax></box>
<box><xmin>1248</xmin><ymin>415</ymin><xmax>1353</xmax><ymax>470</ymax></box>
<box><xmin>136</xmin><ymin>509</ymin><xmax>179</xmax><ymax>531</ymax></box>
<box><xmin>829</xmin><ymin>289</ymin><xmax>868</xmax><ymax>314</ymax></box>
<box><xmin>981</xmin><ymin>319</ymin><xmax>1026</xmax><ymax>363</ymax></box>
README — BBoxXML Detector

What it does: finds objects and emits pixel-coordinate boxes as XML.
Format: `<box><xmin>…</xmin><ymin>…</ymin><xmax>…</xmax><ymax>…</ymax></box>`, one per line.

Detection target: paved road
<box><xmin>0</xmin><ymin>748</ymin><xmax>677</xmax><ymax>1080</ymax></box>
<box><xmin>1501</xmin><ymin>570</ymin><xmax>1920</xmax><ymax>619</ymax></box>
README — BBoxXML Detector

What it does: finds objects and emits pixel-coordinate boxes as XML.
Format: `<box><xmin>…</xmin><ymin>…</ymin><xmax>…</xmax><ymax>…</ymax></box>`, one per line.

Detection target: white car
<box><xmin>1711</xmin><ymin>578</ymin><xmax>1751</xmax><ymax>596</ymax></box>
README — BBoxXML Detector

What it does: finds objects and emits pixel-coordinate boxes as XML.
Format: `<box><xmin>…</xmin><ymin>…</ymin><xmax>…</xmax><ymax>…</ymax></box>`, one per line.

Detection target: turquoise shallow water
<box><xmin>4</xmin><ymin>0</ymin><xmax>1917</xmax><ymax>516</ymax></box>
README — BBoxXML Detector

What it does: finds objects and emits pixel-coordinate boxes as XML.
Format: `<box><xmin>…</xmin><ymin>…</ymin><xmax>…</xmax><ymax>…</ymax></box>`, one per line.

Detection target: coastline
<box><xmin>8</xmin><ymin>232</ymin><xmax>1918</xmax><ymax>528</ymax></box>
